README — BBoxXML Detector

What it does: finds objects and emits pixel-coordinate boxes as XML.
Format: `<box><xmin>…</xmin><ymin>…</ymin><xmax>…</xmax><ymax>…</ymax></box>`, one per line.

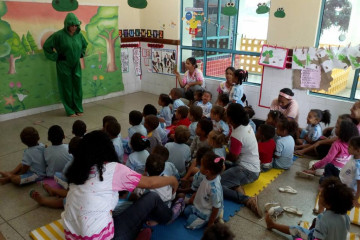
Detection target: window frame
<box><xmin>310</xmin><ymin>0</ymin><xmax>360</xmax><ymax>101</ymax></box>
<box><xmin>179</xmin><ymin>0</ymin><xmax>264</xmax><ymax>85</ymax></box>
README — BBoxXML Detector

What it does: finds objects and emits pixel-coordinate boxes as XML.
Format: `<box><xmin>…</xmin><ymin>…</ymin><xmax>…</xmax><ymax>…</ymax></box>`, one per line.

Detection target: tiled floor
<box><xmin>0</xmin><ymin>92</ymin><xmax>359</xmax><ymax>239</ymax></box>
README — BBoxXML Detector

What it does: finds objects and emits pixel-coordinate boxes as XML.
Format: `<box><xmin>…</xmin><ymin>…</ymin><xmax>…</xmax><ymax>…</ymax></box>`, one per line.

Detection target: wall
<box><xmin>139</xmin><ymin>0</ymin><xmax>357</xmax><ymax>128</ymax></box>
<box><xmin>0</xmin><ymin>0</ymin><xmax>143</xmax><ymax>121</ymax></box>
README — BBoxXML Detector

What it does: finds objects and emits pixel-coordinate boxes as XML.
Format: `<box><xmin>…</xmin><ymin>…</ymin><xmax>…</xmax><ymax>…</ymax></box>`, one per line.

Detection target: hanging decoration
<box><xmin>128</xmin><ymin>0</ymin><xmax>147</xmax><ymax>9</ymax></box>
<box><xmin>52</xmin><ymin>0</ymin><xmax>78</xmax><ymax>11</ymax></box>
<box><xmin>182</xmin><ymin>8</ymin><xmax>204</xmax><ymax>39</ymax></box>
<box><xmin>221</xmin><ymin>2</ymin><xmax>237</xmax><ymax>16</ymax></box>
<box><xmin>274</xmin><ymin>7</ymin><xmax>286</xmax><ymax>18</ymax></box>
<box><xmin>255</xmin><ymin>3</ymin><xmax>270</xmax><ymax>14</ymax></box>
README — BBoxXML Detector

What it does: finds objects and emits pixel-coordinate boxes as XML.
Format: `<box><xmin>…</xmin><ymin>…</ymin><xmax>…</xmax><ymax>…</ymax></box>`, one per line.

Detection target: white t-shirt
<box><xmin>165</xmin><ymin>142</ymin><xmax>191</xmax><ymax>177</ymax></box>
<box><xmin>62</xmin><ymin>162</ymin><xmax>141</xmax><ymax>239</ymax></box>
<box><xmin>340</xmin><ymin>156</ymin><xmax>360</xmax><ymax>191</ymax></box>
<box><xmin>45</xmin><ymin>144</ymin><xmax>72</xmax><ymax>177</ymax></box>
<box><xmin>194</xmin><ymin>175</ymin><xmax>223</xmax><ymax>217</ymax></box>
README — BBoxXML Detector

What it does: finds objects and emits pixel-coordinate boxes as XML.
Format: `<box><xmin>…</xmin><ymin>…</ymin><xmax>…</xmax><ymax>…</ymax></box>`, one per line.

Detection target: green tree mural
<box><xmin>85</xmin><ymin>7</ymin><xmax>119</xmax><ymax>72</ymax></box>
<box><xmin>26</xmin><ymin>31</ymin><xmax>38</xmax><ymax>54</ymax></box>
<box><xmin>7</xmin><ymin>31</ymin><xmax>27</xmax><ymax>74</ymax></box>
<box><xmin>21</xmin><ymin>35</ymin><xmax>31</xmax><ymax>54</ymax></box>
<box><xmin>0</xmin><ymin>1</ymin><xmax>13</xmax><ymax>60</ymax></box>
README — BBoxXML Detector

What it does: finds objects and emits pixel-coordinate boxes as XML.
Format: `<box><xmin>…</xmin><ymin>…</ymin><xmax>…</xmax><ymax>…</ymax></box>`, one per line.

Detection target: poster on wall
<box><xmin>0</xmin><ymin>2</ymin><xmax>123</xmax><ymax>115</ymax></box>
<box><xmin>133</xmin><ymin>48</ymin><xmax>142</xmax><ymax>76</ymax></box>
<box><xmin>300</xmin><ymin>68</ymin><xmax>321</xmax><ymax>89</ymax></box>
<box><xmin>121</xmin><ymin>48</ymin><xmax>129</xmax><ymax>73</ymax></box>
<box><xmin>258</xmin><ymin>45</ymin><xmax>289</xmax><ymax>69</ymax></box>
<box><xmin>151</xmin><ymin>49</ymin><xmax>176</xmax><ymax>75</ymax></box>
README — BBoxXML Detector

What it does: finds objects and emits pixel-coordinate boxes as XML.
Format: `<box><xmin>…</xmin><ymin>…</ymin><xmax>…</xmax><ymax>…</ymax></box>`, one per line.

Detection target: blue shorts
<box><xmin>20</xmin><ymin>172</ymin><xmax>43</xmax><ymax>185</ymax></box>
<box><xmin>184</xmin><ymin>205</ymin><xmax>209</xmax><ymax>230</ymax></box>
<box><xmin>289</xmin><ymin>226</ymin><xmax>315</xmax><ymax>240</ymax></box>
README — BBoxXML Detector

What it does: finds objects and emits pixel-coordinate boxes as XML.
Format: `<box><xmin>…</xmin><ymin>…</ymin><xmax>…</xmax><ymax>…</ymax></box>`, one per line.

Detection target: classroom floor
<box><xmin>0</xmin><ymin>92</ymin><xmax>359</xmax><ymax>240</ymax></box>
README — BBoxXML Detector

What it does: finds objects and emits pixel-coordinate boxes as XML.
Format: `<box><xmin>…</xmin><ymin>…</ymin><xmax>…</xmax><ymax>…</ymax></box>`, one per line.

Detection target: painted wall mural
<box><xmin>0</xmin><ymin>2</ymin><xmax>123</xmax><ymax>114</ymax></box>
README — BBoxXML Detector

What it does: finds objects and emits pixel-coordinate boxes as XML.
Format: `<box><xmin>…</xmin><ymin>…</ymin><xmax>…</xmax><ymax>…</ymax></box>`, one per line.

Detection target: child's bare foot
<box><xmin>30</xmin><ymin>190</ymin><xmax>44</xmax><ymax>204</ymax></box>
<box><xmin>146</xmin><ymin>220</ymin><xmax>158</xmax><ymax>227</ymax></box>
<box><xmin>0</xmin><ymin>171</ymin><xmax>10</xmax><ymax>177</ymax></box>
<box><xmin>265</xmin><ymin>213</ymin><xmax>275</xmax><ymax>230</ymax></box>
<box><xmin>0</xmin><ymin>177</ymin><xmax>10</xmax><ymax>185</ymax></box>
<box><xmin>42</xmin><ymin>183</ymin><xmax>55</xmax><ymax>196</ymax></box>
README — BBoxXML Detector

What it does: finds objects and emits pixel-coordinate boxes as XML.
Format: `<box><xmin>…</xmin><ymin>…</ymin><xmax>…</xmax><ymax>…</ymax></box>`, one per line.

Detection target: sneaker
<box><xmin>268</xmin><ymin>206</ymin><xmax>284</xmax><ymax>219</ymax></box>
<box><xmin>264</xmin><ymin>202</ymin><xmax>281</xmax><ymax>212</ymax></box>
<box><xmin>168</xmin><ymin>198</ymin><xmax>185</xmax><ymax>224</ymax></box>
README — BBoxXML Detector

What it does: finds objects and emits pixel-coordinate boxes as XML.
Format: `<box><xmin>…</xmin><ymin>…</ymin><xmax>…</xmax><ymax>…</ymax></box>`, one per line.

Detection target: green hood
<box><xmin>63</xmin><ymin>13</ymin><xmax>81</xmax><ymax>34</ymax></box>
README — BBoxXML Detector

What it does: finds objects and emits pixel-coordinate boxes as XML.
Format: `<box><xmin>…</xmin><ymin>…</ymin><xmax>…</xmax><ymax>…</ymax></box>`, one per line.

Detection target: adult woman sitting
<box><xmin>174</xmin><ymin>57</ymin><xmax>205</xmax><ymax>100</ymax></box>
<box><xmin>63</xmin><ymin>130</ymin><xmax>178</xmax><ymax>240</ymax></box>
<box><xmin>270</xmin><ymin>88</ymin><xmax>299</xmax><ymax>122</ymax></box>
<box><xmin>221</xmin><ymin>103</ymin><xmax>262</xmax><ymax>218</ymax></box>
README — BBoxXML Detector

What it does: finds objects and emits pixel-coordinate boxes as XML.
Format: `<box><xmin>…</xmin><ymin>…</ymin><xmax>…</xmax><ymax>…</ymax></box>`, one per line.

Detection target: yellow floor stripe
<box><xmin>354</xmin><ymin>207</ymin><xmax>360</xmax><ymax>225</ymax></box>
<box><xmin>45</xmin><ymin>224</ymin><xmax>62</xmax><ymax>239</ymax></box>
<box><xmin>54</xmin><ymin>220</ymin><xmax>64</xmax><ymax>232</ymax></box>
<box><xmin>37</xmin><ymin>228</ymin><xmax>51</xmax><ymax>240</ymax></box>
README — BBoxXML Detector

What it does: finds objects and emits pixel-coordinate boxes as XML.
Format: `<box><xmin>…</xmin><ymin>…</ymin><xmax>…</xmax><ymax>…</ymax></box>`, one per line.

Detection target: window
<box><xmin>311</xmin><ymin>0</ymin><xmax>360</xmax><ymax>100</ymax></box>
<box><xmin>180</xmin><ymin>0</ymin><xmax>270</xmax><ymax>84</ymax></box>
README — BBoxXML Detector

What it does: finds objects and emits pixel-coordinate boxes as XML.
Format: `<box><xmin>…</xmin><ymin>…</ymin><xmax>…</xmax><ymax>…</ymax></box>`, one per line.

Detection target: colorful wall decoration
<box><xmin>0</xmin><ymin>2</ymin><xmax>123</xmax><ymax>115</ymax></box>
<box><xmin>151</xmin><ymin>49</ymin><xmax>176</xmax><ymax>75</ymax></box>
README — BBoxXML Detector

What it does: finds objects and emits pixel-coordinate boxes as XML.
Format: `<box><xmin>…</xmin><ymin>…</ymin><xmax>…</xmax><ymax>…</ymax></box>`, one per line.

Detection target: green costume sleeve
<box><xmin>43</xmin><ymin>34</ymin><xmax>59</xmax><ymax>62</ymax></box>
<box><xmin>81</xmin><ymin>34</ymin><xmax>88</xmax><ymax>58</ymax></box>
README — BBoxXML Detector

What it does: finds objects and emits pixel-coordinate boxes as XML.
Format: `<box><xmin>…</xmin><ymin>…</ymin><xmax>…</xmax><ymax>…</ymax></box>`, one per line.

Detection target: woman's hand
<box><xmin>184</xmin><ymin>84</ymin><xmax>190</xmax><ymax>90</ymax></box>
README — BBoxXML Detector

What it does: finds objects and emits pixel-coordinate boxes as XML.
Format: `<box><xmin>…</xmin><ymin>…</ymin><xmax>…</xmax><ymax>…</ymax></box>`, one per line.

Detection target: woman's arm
<box><xmin>175</xmin><ymin>70</ymin><xmax>186</xmax><ymax>88</ymax></box>
<box><xmin>43</xmin><ymin>34</ymin><xmax>58</xmax><ymax>62</ymax></box>
<box><xmin>137</xmin><ymin>175</ymin><xmax>178</xmax><ymax>193</ymax></box>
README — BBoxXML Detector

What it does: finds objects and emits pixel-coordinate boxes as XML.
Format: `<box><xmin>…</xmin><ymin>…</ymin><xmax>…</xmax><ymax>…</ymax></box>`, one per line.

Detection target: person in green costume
<box><xmin>43</xmin><ymin>13</ymin><xmax>88</xmax><ymax>117</ymax></box>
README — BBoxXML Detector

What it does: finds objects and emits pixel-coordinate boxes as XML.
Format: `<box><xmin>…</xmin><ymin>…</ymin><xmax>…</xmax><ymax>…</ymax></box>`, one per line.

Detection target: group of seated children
<box><xmin>3</xmin><ymin>68</ymin><xmax>360</xmax><ymax>239</ymax></box>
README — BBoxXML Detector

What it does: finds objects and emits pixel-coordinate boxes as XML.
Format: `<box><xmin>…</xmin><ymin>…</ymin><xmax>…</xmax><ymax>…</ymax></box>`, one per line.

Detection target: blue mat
<box><xmin>151</xmin><ymin>200</ymin><xmax>243</xmax><ymax>240</ymax></box>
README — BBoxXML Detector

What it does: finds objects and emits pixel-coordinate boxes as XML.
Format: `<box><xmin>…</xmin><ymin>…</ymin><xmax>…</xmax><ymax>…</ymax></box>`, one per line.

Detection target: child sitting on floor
<box><xmin>158</xmin><ymin>93</ymin><xmax>173</xmax><ymax>127</ymax></box>
<box><xmin>170</xmin><ymin>88</ymin><xmax>186</xmax><ymax>115</ymax></box>
<box><xmin>188</xmin><ymin>105</ymin><xmax>203</xmax><ymax>145</ymax></box>
<box><xmin>208</xmin><ymin>130</ymin><xmax>227</xmax><ymax>158</ymax></box>
<box><xmin>295</xmin><ymin>114</ymin><xmax>353</xmax><ymax>157</ymax></box>
<box><xmin>244</xmin><ymin>105</ymin><xmax>256</xmax><ymax>133</ymax></box>
<box><xmin>273</xmin><ymin>119</ymin><xmax>296</xmax><ymax>170</ymax></box>
<box><xmin>256</xmin><ymin>124</ymin><xmax>276</xmax><ymax>172</ymax></box>
<box><xmin>165</xmin><ymin>126</ymin><xmax>191</xmax><ymax>177</ymax></box>
<box><xmin>185</xmin><ymin>151</ymin><xmax>224</xmax><ymax>229</ymax></box>
<box><xmin>45</xmin><ymin>125</ymin><xmax>73</xmax><ymax>177</ymax></box>
<box><xmin>297</xmin><ymin>120</ymin><xmax>359</xmax><ymax>178</ymax></box>
<box><xmin>296</xmin><ymin>109</ymin><xmax>331</xmax><ymax>147</ymax></box>
<box><xmin>168</xmin><ymin>106</ymin><xmax>191</xmax><ymax>140</ymax></box>
<box><xmin>143</xmin><ymin>104</ymin><xmax>168</xmax><ymax>145</ymax></box>
<box><xmin>72</xmin><ymin>119</ymin><xmax>86</xmax><ymax>137</ymax></box>
<box><xmin>266</xmin><ymin>177</ymin><xmax>353</xmax><ymax>240</ymax></box>
<box><xmin>104</xmin><ymin>119</ymin><xmax>124</xmax><ymax>163</ymax></box>
<box><xmin>215</xmin><ymin>93</ymin><xmax>230</xmax><ymax>109</ymax></box>
<box><xmin>265</xmin><ymin>110</ymin><xmax>285</xmax><ymax>128</ymax></box>
<box><xmin>210</xmin><ymin>106</ymin><xmax>229</xmax><ymax>137</ymax></box>
<box><xmin>192</xmin><ymin>89</ymin><xmax>204</xmax><ymax>106</ymax></box>
<box><xmin>196</xmin><ymin>91</ymin><xmax>213</xmax><ymax>118</ymax></box>
<box><xmin>0</xmin><ymin>127</ymin><xmax>46</xmax><ymax>185</ymax></box>
<box><xmin>144</xmin><ymin>115</ymin><xmax>162</xmax><ymax>153</ymax></box>
<box><xmin>191</xmin><ymin>118</ymin><xmax>212</xmax><ymax>158</ymax></box>
<box><xmin>30</xmin><ymin>137</ymin><xmax>81</xmax><ymax>209</ymax></box>
<box><xmin>126</xmin><ymin>133</ymin><xmax>150</xmax><ymax>174</ymax></box>
<box><xmin>128</xmin><ymin>111</ymin><xmax>147</xmax><ymax>138</ymax></box>
<box><xmin>145</xmin><ymin>154</ymin><xmax>176</xmax><ymax>207</ymax></box>
<box><xmin>152</xmin><ymin>145</ymin><xmax>180</xmax><ymax>180</ymax></box>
